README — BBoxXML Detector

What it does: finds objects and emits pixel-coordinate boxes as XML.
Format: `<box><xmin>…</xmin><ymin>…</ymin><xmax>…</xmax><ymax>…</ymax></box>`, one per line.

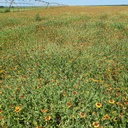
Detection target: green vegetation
<box><xmin>0</xmin><ymin>6</ymin><xmax>128</xmax><ymax>128</ymax></box>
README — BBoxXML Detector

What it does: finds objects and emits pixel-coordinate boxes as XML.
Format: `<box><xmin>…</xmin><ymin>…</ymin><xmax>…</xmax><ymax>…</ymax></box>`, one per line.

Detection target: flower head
<box><xmin>67</xmin><ymin>102</ymin><xmax>72</xmax><ymax>108</ymax></box>
<box><xmin>95</xmin><ymin>102</ymin><xmax>102</xmax><ymax>108</ymax></box>
<box><xmin>109</xmin><ymin>100</ymin><xmax>115</xmax><ymax>104</ymax></box>
<box><xmin>37</xmin><ymin>86</ymin><xmax>42</xmax><ymax>89</ymax></box>
<box><xmin>116</xmin><ymin>102</ymin><xmax>123</xmax><ymax>106</ymax></box>
<box><xmin>123</xmin><ymin>106</ymin><xmax>127</xmax><ymax>110</ymax></box>
<box><xmin>41</xmin><ymin>109</ymin><xmax>48</xmax><ymax>113</ymax></box>
<box><xmin>14</xmin><ymin>106</ymin><xmax>21</xmax><ymax>113</ymax></box>
<box><xmin>79</xmin><ymin>112</ymin><xmax>85</xmax><ymax>118</ymax></box>
<box><xmin>0</xmin><ymin>110</ymin><xmax>2</xmax><ymax>114</ymax></box>
<box><xmin>113</xmin><ymin>117</ymin><xmax>118</xmax><ymax>122</ymax></box>
<box><xmin>44</xmin><ymin>116</ymin><xmax>51</xmax><ymax>121</ymax></box>
<box><xmin>73</xmin><ymin>91</ymin><xmax>77</xmax><ymax>95</ymax></box>
<box><xmin>93</xmin><ymin>122</ymin><xmax>100</xmax><ymax>128</ymax></box>
<box><xmin>36</xmin><ymin>126</ymin><xmax>41</xmax><ymax>128</ymax></box>
<box><xmin>102</xmin><ymin>114</ymin><xmax>110</xmax><ymax>120</ymax></box>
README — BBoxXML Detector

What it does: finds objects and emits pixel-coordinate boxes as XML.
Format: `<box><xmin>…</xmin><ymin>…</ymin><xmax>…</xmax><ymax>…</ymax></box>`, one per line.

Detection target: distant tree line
<box><xmin>0</xmin><ymin>6</ymin><xmax>5</xmax><ymax>8</ymax></box>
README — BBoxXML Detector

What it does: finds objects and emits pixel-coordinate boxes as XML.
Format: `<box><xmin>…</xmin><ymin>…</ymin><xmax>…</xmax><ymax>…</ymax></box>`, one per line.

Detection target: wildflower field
<box><xmin>0</xmin><ymin>6</ymin><xmax>128</xmax><ymax>128</ymax></box>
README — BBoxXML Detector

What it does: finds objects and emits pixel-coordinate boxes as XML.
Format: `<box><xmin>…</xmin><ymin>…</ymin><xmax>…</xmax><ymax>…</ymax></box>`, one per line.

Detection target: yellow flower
<box><xmin>63</xmin><ymin>92</ymin><xmax>66</xmax><ymax>96</ymax></box>
<box><xmin>0</xmin><ymin>70</ymin><xmax>4</xmax><ymax>74</ymax></box>
<box><xmin>72</xmin><ymin>114</ymin><xmax>75</xmax><ymax>119</ymax></box>
<box><xmin>67</xmin><ymin>102</ymin><xmax>72</xmax><ymax>108</ymax></box>
<box><xmin>18</xmin><ymin>70</ymin><xmax>22</xmax><ymax>74</ymax></box>
<box><xmin>112</xmin><ymin>111</ymin><xmax>117</xmax><ymax>114</ymax></box>
<box><xmin>14</xmin><ymin>106</ymin><xmax>21</xmax><ymax>113</ymax></box>
<box><xmin>36</xmin><ymin>126</ymin><xmax>41</xmax><ymax>128</ymax></box>
<box><xmin>102</xmin><ymin>114</ymin><xmax>110</xmax><ymax>120</ymax></box>
<box><xmin>116</xmin><ymin>102</ymin><xmax>123</xmax><ymax>106</ymax></box>
<box><xmin>123</xmin><ymin>106</ymin><xmax>127</xmax><ymax>110</ymax></box>
<box><xmin>113</xmin><ymin>117</ymin><xmax>118</xmax><ymax>122</ymax></box>
<box><xmin>72</xmin><ymin>91</ymin><xmax>77</xmax><ymax>95</ymax></box>
<box><xmin>79</xmin><ymin>112</ymin><xmax>86</xmax><ymax>118</ymax></box>
<box><xmin>95</xmin><ymin>102</ymin><xmax>102</xmax><ymax>108</ymax></box>
<box><xmin>93</xmin><ymin>122</ymin><xmax>100</xmax><ymax>128</ymax></box>
<box><xmin>109</xmin><ymin>100</ymin><xmax>115</xmax><ymax>104</ymax></box>
<box><xmin>44</xmin><ymin>116</ymin><xmax>51</xmax><ymax>121</ymax></box>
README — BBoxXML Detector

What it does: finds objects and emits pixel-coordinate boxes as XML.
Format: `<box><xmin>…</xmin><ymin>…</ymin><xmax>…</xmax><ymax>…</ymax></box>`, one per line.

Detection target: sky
<box><xmin>44</xmin><ymin>0</ymin><xmax>128</xmax><ymax>5</ymax></box>
<box><xmin>0</xmin><ymin>0</ymin><xmax>128</xmax><ymax>6</ymax></box>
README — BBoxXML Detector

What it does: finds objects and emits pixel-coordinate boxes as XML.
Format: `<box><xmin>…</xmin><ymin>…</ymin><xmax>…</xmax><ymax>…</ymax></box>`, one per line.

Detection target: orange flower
<box><xmin>44</xmin><ymin>116</ymin><xmax>51</xmax><ymax>121</ymax></box>
<box><xmin>102</xmin><ymin>114</ymin><xmax>110</xmax><ymax>120</ymax></box>
<box><xmin>41</xmin><ymin>109</ymin><xmax>48</xmax><ymax>113</ymax></box>
<box><xmin>20</xmin><ymin>94</ymin><xmax>24</xmax><ymax>98</ymax></box>
<box><xmin>0</xmin><ymin>110</ymin><xmax>2</xmax><ymax>114</ymax></box>
<box><xmin>79</xmin><ymin>112</ymin><xmax>85</xmax><ymax>118</ymax></box>
<box><xmin>95</xmin><ymin>102</ymin><xmax>102</xmax><ymax>108</ymax></box>
<box><xmin>72</xmin><ymin>91</ymin><xmax>77</xmax><ymax>95</ymax></box>
<box><xmin>109</xmin><ymin>100</ymin><xmax>115</xmax><ymax>104</ymax></box>
<box><xmin>93</xmin><ymin>122</ymin><xmax>100</xmax><ymax>128</ymax></box>
<box><xmin>37</xmin><ymin>86</ymin><xmax>42</xmax><ymax>89</ymax></box>
<box><xmin>67</xmin><ymin>102</ymin><xmax>72</xmax><ymax>108</ymax></box>
<box><xmin>124</xmin><ymin>101</ymin><xmax>128</xmax><ymax>105</ymax></box>
<box><xmin>36</xmin><ymin>126</ymin><xmax>41</xmax><ymax>128</ymax></box>
<box><xmin>14</xmin><ymin>106</ymin><xmax>21</xmax><ymax>113</ymax></box>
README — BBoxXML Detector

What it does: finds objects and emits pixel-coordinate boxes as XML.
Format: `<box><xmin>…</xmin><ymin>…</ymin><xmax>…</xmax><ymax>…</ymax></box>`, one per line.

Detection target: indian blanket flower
<box><xmin>20</xmin><ymin>94</ymin><xmax>24</xmax><ymax>98</ymax></box>
<box><xmin>93</xmin><ymin>122</ymin><xmax>100</xmax><ymax>128</ymax></box>
<box><xmin>95</xmin><ymin>102</ymin><xmax>102</xmax><ymax>108</ymax></box>
<box><xmin>123</xmin><ymin>106</ymin><xmax>127</xmax><ymax>110</ymax></box>
<box><xmin>107</xmin><ymin>87</ymin><xmax>112</xmax><ymax>91</ymax></box>
<box><xmin>113</xmin><ymin>117</ymin><xmax>118</xmax><ymax>122</ymax></box>
<box><xmin>124</xmin><ymin>101</ymin><xmax>128</xmax><ymax>105</ymax></box>
<box><xmin>109</xmin><ymin>100</ymin><xmax>115</xmax><ymax>104</ymax></box>
<box><xmin>37</xmin><ymin>86</ymin><xmax>42</xmax><ymax>89</ymax></box>
<box><xmin>119</xmin><ymin>113</ymin><xmax>124</xmax><ymax>118</ymax></box>
<box><xmin>102</xmin><ymin>114</ymin><xmax>110</xmax><ymax>120</ymax></box>
<box><xmin>14</xmin><ymin>106</ymin><xmax>21</xmax><ymax>113</ymax></box>
<box><xmin>67</xmin><ymin>102</ymin><xmax>72</xmax><ymax>108</ymax></box>
<box><xmin>36</xmin><ymin>126</ymin><xmax>41</xmax><ymax>128</ymax></box>
<box><xmin>41</xmin><ymin>109</ymin><xmax>48</xmax><ymax>113</ymax></box>
<box><xmin>44</xmin><ymin>116</ymin><xmax>51</xmax><ymax>121</ymax></box>
<box><xmin>79</xmin><ymin>112</ymin><xmax>86</xmax><ymax>118</ymax></box>
<box><xmin>116</xmin><ymin>102</ymin><xmax>123</xmax><ymax>106</ymax></box>
<box><xmin>0</xmin><ymin>110</ymin><xmax>2</xmax><ymax>114</ymax></box>
<box><xmin>72</xmin><ymin>91</ymin><xmax>77</xmax><ymax>95</ymax></box>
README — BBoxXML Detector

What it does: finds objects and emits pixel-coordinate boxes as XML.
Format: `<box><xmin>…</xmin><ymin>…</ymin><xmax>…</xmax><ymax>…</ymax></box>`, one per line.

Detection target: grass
<box><xmin>0</xmin><ymin>6</ymin><xmax>128</xmax><ymax>128</ymax></box>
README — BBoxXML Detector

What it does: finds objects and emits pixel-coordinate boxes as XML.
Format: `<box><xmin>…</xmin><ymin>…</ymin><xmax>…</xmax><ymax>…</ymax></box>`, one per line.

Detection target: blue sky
<box><xmin>44</xmin><ymin>0</ymin><xmax>128</xmax><ymax>5</ymax></box>
<box><xmin>0</xmin><ymin>0</ymin><xmax>128</xmax><ymax>6</ymax></box>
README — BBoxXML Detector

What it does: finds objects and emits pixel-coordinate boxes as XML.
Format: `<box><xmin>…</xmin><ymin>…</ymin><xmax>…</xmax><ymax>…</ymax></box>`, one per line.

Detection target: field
<box><xmin>0</xmin><ymin>6</ymin><xmax>128</xmax><ymax>128</ymax></box>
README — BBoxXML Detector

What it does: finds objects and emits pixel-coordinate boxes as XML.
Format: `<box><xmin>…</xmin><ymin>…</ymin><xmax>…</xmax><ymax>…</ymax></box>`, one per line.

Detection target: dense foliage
<box><xmin>0</xmin><ymin>6</ymin><xmax>128</xmax><ymax>128</ymax></box>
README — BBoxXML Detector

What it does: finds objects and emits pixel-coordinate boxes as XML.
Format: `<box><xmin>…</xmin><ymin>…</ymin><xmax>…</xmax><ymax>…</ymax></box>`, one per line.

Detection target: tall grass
<box><xmin>0</xmin><ymin>6</ymin><xmax>128</xmax><ymax>128</ymax></box>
